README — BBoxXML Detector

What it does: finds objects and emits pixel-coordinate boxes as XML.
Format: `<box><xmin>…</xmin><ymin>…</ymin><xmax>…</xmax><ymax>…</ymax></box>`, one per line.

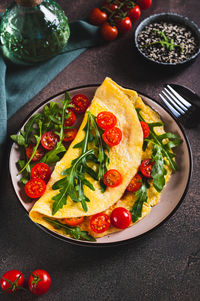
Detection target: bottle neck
<box><xmin>15</xmin><ymin>0</ymin><xmax>43</xmax><ymax>7</ymax></box>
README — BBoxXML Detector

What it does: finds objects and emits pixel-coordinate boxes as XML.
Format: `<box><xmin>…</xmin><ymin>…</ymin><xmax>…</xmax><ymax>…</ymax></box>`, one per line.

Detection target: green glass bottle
<box><xmin>0</xmin><ymin>0</ymin><xmax>70</xmax><ymax>65</ymax></box>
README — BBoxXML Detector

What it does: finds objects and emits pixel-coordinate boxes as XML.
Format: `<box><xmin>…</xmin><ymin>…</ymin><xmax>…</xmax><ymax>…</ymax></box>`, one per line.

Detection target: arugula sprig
<box><xmin>130</xmin><ymin>180</ymin><xmax>149</xmax><ymax>223</ymax></box>
<box><xmin>43</xmin><ymin>217</ymin><xmax>96</xmax><ymax>242</ymax></box>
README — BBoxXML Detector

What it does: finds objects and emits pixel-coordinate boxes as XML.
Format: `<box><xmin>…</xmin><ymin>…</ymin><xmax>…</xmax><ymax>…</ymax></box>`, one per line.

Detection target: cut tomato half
<box><xmin>31</xmin><ymin>163</ymin><xmax>51</xmax><ymax>182</ymax></box>
<box><xmin>25</xmin><ymin>178</ymin><xmax>46</xmax><ymax>198</ymax></box>
<box><xmin>102</xmin><ymin>127</ymin><xmax>122</xmax><ymax>146</ymax></box>
<box><xmin>41</xmin><ymin>131</ymin><xmax>59</xmax><ymax>151</ymax></box>
<box><xmin>64</xmin><ymin>216</ymin><xmax>84</xmax><ymax>227</ymax></box>
<box><xmin>26</xmin><ymin>144</ymin><xmax>45</xmax><ymax>161</ymax></box>
<box><xmin>63</xmin><ymin>128</ymin><xmax>77</xmax><ymax>142</ymax></box>
<box><xmin>126</xmin><ymin>173</ymin><xmax>142</xmax><ymax>192</ymax></box>
<box><xmin>103</xmin><ymin>169</ymin><xmax>122</xmax><ymax>187</ymax></box>
<box><xmin>97</xmin><ymin>111</ymin><xmax>117</xmax><ymax>130</ymax></box>
<box><xmin>140</xmin><ymin>121</ymin><xmax>149</xmax><ymax>139</ymax></box>
<box><xmin>71</xmin><ymin>94</ymin><xmax>90</xmax><ymax>114</ymax></box>
<box><xmin>140</xmin><ymin>158</ymin><xmax>154</xmax><ymax>178</ymax></box>
<box><xmin>90</xmin><ymin>213</ymin><xmax>111</xmax><ymax>233</ymax></box>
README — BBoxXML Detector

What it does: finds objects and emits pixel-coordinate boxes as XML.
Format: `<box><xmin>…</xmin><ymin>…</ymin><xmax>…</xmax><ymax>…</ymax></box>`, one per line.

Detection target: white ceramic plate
<box><xmin>9</xmin><ymin>85</ymin><xmax>192</xmax><ymax>246</ymax></box>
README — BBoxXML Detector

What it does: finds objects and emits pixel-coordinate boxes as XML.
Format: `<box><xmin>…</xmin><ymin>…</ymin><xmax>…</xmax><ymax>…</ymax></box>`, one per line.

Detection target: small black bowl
<box><xmin>134</xmin><ymin>12</ymin><xmax>200</xmax><ymax>66</ymax></box>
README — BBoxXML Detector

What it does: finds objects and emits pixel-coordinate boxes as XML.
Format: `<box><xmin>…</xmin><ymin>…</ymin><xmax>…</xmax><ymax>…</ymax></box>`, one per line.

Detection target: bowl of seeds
<box><xmin>135</xmin><ymin>13</ymin><xmax>200</xmax><ymax>65</ymax></box>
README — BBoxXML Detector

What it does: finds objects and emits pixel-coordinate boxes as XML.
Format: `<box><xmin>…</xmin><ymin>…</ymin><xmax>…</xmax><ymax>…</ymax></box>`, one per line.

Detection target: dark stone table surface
<box><xmin>0</xmin><ymin>0</ymin><xmax>199</xmax><ymax>300</ymax></box>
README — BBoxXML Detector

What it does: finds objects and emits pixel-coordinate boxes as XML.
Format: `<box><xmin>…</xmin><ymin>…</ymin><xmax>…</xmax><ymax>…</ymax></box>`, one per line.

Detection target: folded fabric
<box><xmin>0</xmin><ymin>20</ymin><xmax>103</xmax><ymax>167</ymax></box>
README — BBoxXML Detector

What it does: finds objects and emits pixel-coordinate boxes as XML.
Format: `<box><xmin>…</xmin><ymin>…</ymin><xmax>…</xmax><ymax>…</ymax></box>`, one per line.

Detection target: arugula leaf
<box><xmin>24</xmin><ymin>113</ymin><xmax>42</xmax><ymax>144</ymax></box>
<box><xmin>41</xmin><ymin>142</ymin><xmax>66</xmax><ymax>164</ymax></box>
<box><xmin>43</xmin><ymin>217</ymin><xmax>96</xmax><ymax>242</ymax></box>
<box><xmin>130</xmin><ymin>181</ymin><xmax>149</xmax><ymax>223</ymax></box>
<box><xmin>10</xmin><ymin>134</ymin><xmax>26</xmax><ymax>146</ymax></box>
<box><xmin>151</xmin><ymin>144</ymin><xmax>167</xmax><ymax>192</ymax></box>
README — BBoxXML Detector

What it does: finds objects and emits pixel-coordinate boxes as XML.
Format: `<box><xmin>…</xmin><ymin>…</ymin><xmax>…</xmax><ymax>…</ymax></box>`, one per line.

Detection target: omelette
<box><xmin>29</xmin><ymin>78</ymin><xmax>179</xmax><ymax>241</ymax></box>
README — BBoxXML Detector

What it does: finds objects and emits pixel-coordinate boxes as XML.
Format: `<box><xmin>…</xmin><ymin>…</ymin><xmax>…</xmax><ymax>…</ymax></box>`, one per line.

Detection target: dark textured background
<box><xmin>0</xmin><ymin>0</ymin><xmax>200</xmax><ymax>300</ymax></box>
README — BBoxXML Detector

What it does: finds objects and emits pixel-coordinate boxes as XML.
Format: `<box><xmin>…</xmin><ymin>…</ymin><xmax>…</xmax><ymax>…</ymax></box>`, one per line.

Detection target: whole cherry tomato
<box><xmin>117</xmin><ymin>17</ymin><xmax>132</xmax><ymax>33</ymax></box>
<box><xmin>140</xmin><ymin>121</ymin><xmax>149</xmax><ymax>138</ymax></box>
<box><xmin>126</xmin><ymin>173</ymin><xmax>142</xmax><ymax>192</ymax></box>
<box><xmin>41</xmin><ymin>131</ymin><xmax>59</xmax><ymax>151</ymax></box>
<box><xmin>103</xmin><ymin>169</ymin><xmax>122</xmax><ymax>187</ymax></box>
<box><xmin>102</xmin><ymin>2</ymin><xmax>118</xmax><ymax>15</ymax></box>
<box><xmin>101</xmin><ymin>22</ymin><xmax>118</xmax><ymax>41</ymax></box>
<box><xmin>140</xmin><ymin>158</ymin><xmax>154</xmax><ymax>178</ymax></box>
<box><xmin>0</xmin><ymin>270</ymin><xmax>25</xmax><ymax>293</ymax></box>
<box><xmin>138</xmin><ymin>0</ymin><xmax>152</xmax><ymax>10</ymax></box>
<box><xmin>26</xmin><ymin>144</ymin><xmax>45</xmax><ymax>161</ymax></box>
<box><xmin>71</xmin><ymin>94</ymin><xmax>90</xmax><ymax>114</ymax></box>
<box><xmin>103</xmin><ymin>127</ymin><xmax>122</xmax><ymax>146</ymax></box>
<box><xmin>89</xmin><ymin>8</ymin><xmax>108</xmax><ymax>26</ymax></box>
<box><xmin>128</xmin><ymin>5</ymin><xmax>141</xmax><ymax>22</ymax></box>
<box><xmin>64</xmin><ymin>216</ymin><xmax>84</xmax><ymax>226</ymax></box>
<box><xmin>25</xmin><ymin>178</ymin><xmax>46</xmax><ymax>198</ymax></box>
<box><xmin>110</xmin><ymin>207</ymin><xmax>132</xmax><ymax>229</ymax></box>
<box><xmin>31</xmin><ymin>163</ymin><xmax>51</xmax><ymax>182</ymax></box>
<box><xmin>63</xmin><ymin>128</ymin><xmax>77</xmax><ymax>142</ymax></box>
<box><xmin>90</xmin><ymin>213</ymin><xmax>111</xmax><ymax>233</ymax></box>
<box><xmin>64</xmin><ymin>110</ymin><xmax>76</xmax><ymax>127</ymax></box>
<box><xmin>28</xmin><ymin>269</ymin><xmax>51</xmax><ymax>296</ymax></box>
<box><xmin>96</xmin><ymin>111</ymin><xmax>117</xmax><ymax>130</ymax></box>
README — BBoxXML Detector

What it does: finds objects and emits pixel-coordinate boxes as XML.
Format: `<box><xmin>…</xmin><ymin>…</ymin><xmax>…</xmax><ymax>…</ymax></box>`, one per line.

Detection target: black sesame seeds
<box><xmin>137</xmin><ymin>22</ymin><xmax>198</xmax><ymax>64</ymax></box>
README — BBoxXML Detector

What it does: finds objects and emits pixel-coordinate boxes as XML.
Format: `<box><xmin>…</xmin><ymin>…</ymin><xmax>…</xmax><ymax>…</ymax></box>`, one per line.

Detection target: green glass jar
<box><xmin>0</xmin><ymin>0</ymin><xmax>70</xmax><ymax>65</ymax></box>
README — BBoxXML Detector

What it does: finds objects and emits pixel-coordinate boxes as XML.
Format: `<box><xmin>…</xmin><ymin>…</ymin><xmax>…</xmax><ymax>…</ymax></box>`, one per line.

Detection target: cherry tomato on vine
<box><xmin>117</xmin><ymin>17</ymin><xmax>132</xmax><ymax>34</ymax></box>
<box><xmin>103</xmin><ymin>169</ymin><xmax>122</xmax><ymax>187</ymax></box>
<box><xmin>89</xmin><ymin>8</ymin><xmax>108</xmax><ymax>26</ymax></box>
<box><xmin>140</xmin><ymin>158</ymin><xmax>154</xmax><ymax>178</ymax></box>
<box><xmin>41</xmin><ymin>131</ymin><xmax>59</xmax><ymax>151</ymax></box>
<box><xmin>110</xmin><ymin>207</ymin><xmax>132</xmax><ymax>229</ymax></box>
<box><xmin>71</xmin><ymin>94</ymin><xmax>90</xmax><ymax>114</ymax></box>
<box><xmin>25</xmin><ymin>178</ymin><xmax>46</xmax><ymax>198</ymax></box>
<box><xmin>138</xmin><ymin>0</ymin><xmax>152</xmax><ymax>10</ymax></box>
<box><xmin>103</xmin><ymin>127</ymin><xmax>122</xmax><ymax>146</ymax></box>
<box><xmin>102</xmin><ymin>2</ymin><xmax>118</xmax><ymax>14</ymax></box>
<box><xmin>140</xmin><ymin>121</ymin><xmax>149</xmax><ymax>138</ymax></box>
<box><xmin>101</xmin><ymin>22</ymin><xmax>118</xmax><ymax>41</ymax></box>
<box><xmin>26</xmin><ymin>144</ymin><xmax>45</xmax><ymax>161</ymax></box>
<box><xmin>31</xmin><ymin>163</ymin><xmax>51</xmax><ymax>182</ymax></box>
<box><xmin>28</xmin><ymin>269</ymin><xmax>51</xmax><ymax>296</ymax></box>
<box><xmin>128</xmin><ymin>5</ymin><xmax>141</xmax><ymax>22</ymax></box>
<box><xmin>63</xmin><ymin>128</ymin><xmax>77</xmax><ymax>142</ymax></box>
<box><xmin>0</xmin><ymin>270</ymin><xmax>25</xmax><ymax>293</ymax></box>
<box><xmin>126</xmin><ymin>173</ymin><xmax>142</xmax><ymax>192</ymax></box>
<box><xmin>64</xmin><ymin>110</ymin><xmax>76</xmax><ymax>127</ymax></box>
<box><xmin>97</xmin><ymin>111</ymin><xmax>117</xmax><ymax>130</ymax></box>
<box><xmin>90</xmin><ymin>213</ymin><xmax>111</xmax><ymax>233</ymax></box>
<box><xmin>64</xmin><ymin>216</ymin><xmax>84</xmax><ymax>227</ymax></box>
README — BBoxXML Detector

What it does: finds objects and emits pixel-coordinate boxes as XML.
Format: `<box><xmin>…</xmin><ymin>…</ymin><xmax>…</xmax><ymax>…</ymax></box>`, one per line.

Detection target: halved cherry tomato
<box><xmin>89</xmin><ymin>8</ymin><xmax>108</xmax><ymax>26</ymax></box>
<box><xmin>140</xmin><ymin>121</ymin><xmax>149</xmax><ymax>138</ymax></box>
<box><xmin>90</xmin><ymin>213</ymin><xmax>111</xmax><ymax>233</ymax></box>
<box><xmin>31</xmin><ymin>163</ymin><xmax>51</xmax><ymax>182</ymax></box>
<box><xmin>138</xmin><ymin>0</ymin><xmax>152</xmax><ymax>10</ymax></box>
<box><xmin>71</xmin><ymin>94</ymin><xmax>90</xmax><ymax>114</ymax></box>
<box><xmin>103</xmin><ymin>127</ymin><xmax>122</xmax><ymax>146</ymax></box>
<box><xmin>117</xmin><ymin>17</ymin><xmax>132</xmax><ymax>33</ymax></box>
<box><xmin>64</xmin><ymin>216</ymin><xmax>84</xmax><ymax>227</ymax></box>
<box><xmin>97</xmin><ymin>111</ymin><xmax>117</xmax><ymax>130</ymax></box>
<box><xmin>110</xmin><ymin>207</ymin><xmax>132</xmax><ymax>229</ymax></box>
<box><xmin>25</xmin><ymin>178</ymin><xmax>46</xmax><ymax>198</ymax></box>
<box><xmin>41</xmin><ymin>131</ymin><xmax>59</xmax><ymax>151</ymax></box>
<box><xmin>128</xmin><ymin>5</ymin><xmax>141</xmax><ymax>22</ymax></box>
<box><xmin>103</xmin><ymin>169</ymin><xmax>122</xmax><ymax>187</ymax></box>
<box><xmin>140</xmin><ymin>158</ymin><xmax>154</xmax><ymax>178</ymax></box>
<box><xmin>63</xmin><ymin>128</ymin><xmax>77</xmax><ymax>142</ymax></box>
<box><xmin>126</xmin><ymin>173</ymin><xmax>142</xmax><ymax>192</ymax></box>
<box><xmin>101</xmin><ymin>22</ymin><xmax>118</xmax><ymax>41</ymax></box>
<box><xmin>28</xmin><ymin>269</ymin><xmax>51</xmax><ymax>296</ymax></box>
<box><xmin>26</xmin><ymin>144</ymin><xmax>45</xmax><ymax>161</ymax></box>
<box><xmin>64</xmin><ymin>110</ymin><xmax>76</xmax><ymax>127</ymax></box>
<box><xmin>0</xmin><ymin>270</ymin><xmax>25</xmax><ymax>293</ymax></box>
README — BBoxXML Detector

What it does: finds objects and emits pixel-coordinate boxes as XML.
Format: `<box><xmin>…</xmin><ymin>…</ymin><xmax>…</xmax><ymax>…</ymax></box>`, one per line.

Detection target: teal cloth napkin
<box><xmin>0</xmin><ymin>20</ymin><xmax>102</xmax><ymax>166</ymax></box>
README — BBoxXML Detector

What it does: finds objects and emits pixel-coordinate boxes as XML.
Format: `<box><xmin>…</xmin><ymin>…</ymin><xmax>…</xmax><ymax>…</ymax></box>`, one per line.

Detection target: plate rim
<box><xmin>9</xmin><ymin>84</ymin><xmax>193</xmax><ymax>247</ymax></box>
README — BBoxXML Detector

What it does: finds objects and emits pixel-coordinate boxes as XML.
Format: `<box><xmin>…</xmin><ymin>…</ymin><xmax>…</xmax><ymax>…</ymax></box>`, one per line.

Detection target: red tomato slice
<box><xmin>140</xmin><ymin>158</ymin><xmax>154</xmax><ymax>178</ymax></box>
<box><xmin>63</xmin><ymin>128</ymin><xmax>77</xmax><ymax>142</ymax></box>
<box><xmin>71</xmin><ymin>94</ymin><xmax>90</xmax><ymax>114</ymax></box>
<box><xmin>25</xmin><ymin>178</ymin><xmax>46</xmax><ymax>198</ymax></box>
<box><xmin>64</xmin><ymin>216</ymin><xmax>84</xmax><ymax>226</ymax></box>
<box><xmin>90</xmin><ymin>213</ymin><xmax>111</xmax><ymax>233</ymax></box>
<box><xmin>41</xmin><ymin>131</ymin><xmax>59</xmax><ymax>150</ymax></box>
<box><xmin>0</xmin><ymin>270</ymin><xmax>25</xmax><ymax>293</ymax></box>
<box><xmin>103</xmin><ymin>169</ymin><xmax>122</xmax><ymax>187</ymax></box>
<box><xmin>26</xmin><ymin>144</ymin><xmax>45</xmax><ymax>161</ymax></box>
<box><xmin>140</xmin><ymin>121</ymin><xmax>149</xmax><ymax>138</ymax></box>
<box><xmin>110</xmin><ymin>207</ymin><xmax>132</xmax><ymax>229</ymax></box>
<box><xmin>126</xmin><ymin>173</ymin><xmax>142</xmax><ymax>192</ymax></box>
<box><xmin>103</xmin><ymin>127</ymin><xmax>122</xmax><ymax>146</ymax></box>
<box><xmin>64</xmin><ymin>110</ymin><xmax>76</xmax><ymax>127</ymax></box>
<box><xmin>97</xmin><ymin>111</ymin><xmax>117</xmax><ymax>130</ymax></box>
<box><xmin>31</xmin><ymin>163</ymin><xmax>51</xmax><ymax>182</ymax></box>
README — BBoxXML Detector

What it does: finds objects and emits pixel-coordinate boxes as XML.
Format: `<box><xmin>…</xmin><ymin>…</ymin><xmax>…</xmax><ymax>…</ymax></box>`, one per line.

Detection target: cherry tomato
<box><xmin>89</xmin><ymin>8</ymin><xmax>108</xmax><ymax>26</ymax></box>
<box><xmin>64</xmin><ymin>110</ymin><xmax>76</xmax><ymax>127</ymax></box>
<box><xmin>64</xmin><ymin>216</ymin><xmax>84</xmax><ymax>226</ymax></box>
<box><xmin>97</xmin><ymin>111</ymin><xmax>117</xmax><ymax>130</ymax></box>
<box><xmin>25</xmin><ymin>178</ymin><xmax>46</xmax><ymax>198</ymax></box>
<box><xmin>0</xmin><ymin>270</ymin><xmax>25</xmax><ymax>293</ymax></box>
<box><xmin>103</xmin><ymin>169</ymin><xmax>122</xmax><ymax>187</ymax></box>
<box><xmin>110</xmin><ymin>207</ymin><xmax>132</xmax><ymax>229</ymax></box>
<box><xmin>63</xmin><ymin>128</ymin><xmax>77</xmax><ymax>142</ymax></box>
<box><xmin>126</xmin><ymin>173</ymin><xmax>142</xmax><ymax>192</ymax></box>
<box><xmin>103</xmin><ymin>127</ymin><xmax>122</xmax><ymax>146</ymax></box>
<box><xmin>101</xmin><ymin>22</ymin><xmax>118</xmax><ymax>41</ymax></box>
<box><xmin>28</xmin><ymin>269</ymin><xmax>51</xmax><ymax>296</ymax></box>
<box><xmin>31</xmin><ymin>163</ymin><xmax>51</xmax><ymax>182</ymax></box>
<box><xmin>128</xmin><ymin>5</ymin><xmax>141</xmax><ymax>22</ymax></box>
<box><xmin>138</xmin><ymin>0</ymin><xmax>152</xmax><ymax>10</ymax></box>
<box><xmin>26</xmin><ymin>144</ymin><xmax>45</xmax><ymax>161</ymax></box>
<box><xmin>140</xmin><ymin>121</ymin><xmax>149</xmax><ymax>138</ymax></box>
<box><xmin>102</xmin><ymin>2</ymin><xmax>118</xmax><ymax>14</ymax></box>
<box><xmin>140</xmin><ymin>158</ymin><xmax>154</xmax><ymax>178</ymax></box>
<box><xmin>90</xmin><ymin>213</ymin><xmax>111</xmax><ymax>233</ymax></box>
<box><xmin>117</xmin><ymin>17</ymin><xmax>132</xmax><ymax>34</ymax></box>
<box><xmin>71</xmin><ymin>94</ymin><xmax>90</xmax><ymax>114</ymax></box>
<box><xmin>41</xmin><ymin>131</ymin><xmax>59</xmax><ymax>151</ymax></box>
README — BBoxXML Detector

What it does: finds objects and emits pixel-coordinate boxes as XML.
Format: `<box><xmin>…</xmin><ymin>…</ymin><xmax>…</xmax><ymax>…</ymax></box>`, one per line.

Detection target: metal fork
<box><xmin>159</xmin><ymin>85</ymin><xmax>200</xmax><ymax>128</ymax></box>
